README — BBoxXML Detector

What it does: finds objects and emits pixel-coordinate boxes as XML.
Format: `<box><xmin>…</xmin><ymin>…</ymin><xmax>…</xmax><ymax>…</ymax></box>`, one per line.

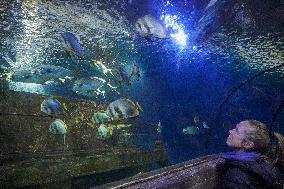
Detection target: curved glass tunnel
<box><xmin>0</xmin><ymin>0</ymin><xmax>284</xmax><ymax>188</ymax></box>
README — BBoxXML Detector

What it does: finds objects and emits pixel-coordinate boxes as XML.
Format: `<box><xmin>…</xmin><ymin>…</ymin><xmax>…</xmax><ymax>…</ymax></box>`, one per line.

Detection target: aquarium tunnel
<box><xmin>0</xmin><ymin>0</ymin><xmax>284</xmax><ymax>188</ymax></box>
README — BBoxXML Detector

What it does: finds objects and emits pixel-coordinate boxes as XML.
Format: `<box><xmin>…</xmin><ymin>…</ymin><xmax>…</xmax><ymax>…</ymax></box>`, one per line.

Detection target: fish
<box><xmin>73</xmin><ymin>76</ymin><xmax>117</xmax><ymax>97</ymax></box>
<box><xmin>49</xmin><ymin>119</ymin><xmax>67</xmax><ymax>144</ymax></box>
<box><xmin>72</xmin><ymin>77</ymin><xmax>108</xmax><ymax>98</ymax></box>
<box><xmin>135</xmin><ymin>14</ymin><xmax>168</xmax><ymax>39</ymax></box>
<box><xmin>0</xmin><ymin>56</ymin><xmax>10</xmax><ymax>72</ymax></box>
<box><xmin>58</xmin><ymin>75</ymin><xmax>74</xmax><ymax>83</ymax></box>
<box><xmin>2</xmin><ymin>54</ymin><xmax>15</xmax><ymax>65</ymax></box>
<box><xmin>193</xmin><ymin>115</ymin><xmax>200</xmax><ymax>125</ymax></box>
<box><xmin>118</xmin><ymin>131</ymin><xmax>132</xmax><ymax>143</ymax></box>
<box><xmin>3</xmin><ymin>25</ymin><xmax>10</xmax><ymax>31</ymax></box>
<box><xmin>115</xmin><ymin>66</ymin><xmax>131</xmax><ymax>86</ymax></box>
<box><xmin>92</xmin><ymin>111</ymin><xmax>111</xmax><ymax>124</ymax></box>
<box><xmin>12</xmin><ymin>65</ymin><xmax>72</xmax><ymax>84</ymax></box>
<box><xmin>182</xmin><ymin>126</ymin><xmax>199</xmax><ymax>135</ymax></box>
<box><xmin>103</xmin><ymin>123</ymin><xmax>132</xmax><ymax>131</ymax></box>
<box><xmin>202</xmin><ymin>121</ymin><xmax>210</xmax><ymax>129</ymax></box>
<box><xmin>106</xmin><ymin>98</ymin><xmax>142</xmax><ymax>120</ymax></box>
<box><xmin>62</xmin><ymin>102</ymin><xmax>68</xmax><ymax>112</ymax></box>
<box><xmin>41</xmin><ymin>98</ymin><xmax>64</xmax><ymax>115</ymax></box>
<box><xmin>61</xmin><ymin>32</ymin><xmax>84</xmax><ymax>57</ymax></box>
<box><xmin>49</xmin><ymin>119</ymin><xmax>67</xmax><ymax>135</ymax></box>
<box><xmin>12</xmin><ymin>69</ymin><xmax>33</xmax><ymax>81</ymax></box>
<box><xmin>115</xmin><ymin>123</ymin><xmax>132</xmax><ymax>129</ymax></box>
<box><xmin>0</xmin><ymin>72</ymin><xmax>12</xmax><ymax>80</ymax></box>
<box><xmin>129</xmin><ymin>61</ymin><xmax>141</xmax><ymax>81</ymax></box>
<box><xmin>96</xmin><ymin>124</ymin><xmax>111</xmax><ymax>140</ymax></box>
<box><xmin>157</xmin><ymin>120</ymin><xmax>162</xmax><ymax>134</ymax></box>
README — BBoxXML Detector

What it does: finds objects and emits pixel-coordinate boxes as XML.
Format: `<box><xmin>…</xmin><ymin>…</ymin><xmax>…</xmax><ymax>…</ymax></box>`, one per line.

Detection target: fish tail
<box><xmin>136</xmin><ymin>102</ymin><xmax>143</xmax><ymax>112</ymax></box>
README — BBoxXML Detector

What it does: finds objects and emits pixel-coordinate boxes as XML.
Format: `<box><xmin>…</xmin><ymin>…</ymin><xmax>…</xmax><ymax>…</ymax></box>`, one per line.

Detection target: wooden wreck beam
<box><xmin>93</xmin><ymin>154</ymin><xmax>224</xmax><ymax>189</ymax></box>
<box><xmin>0</xmin><ymin>142</ymin><xmax>168</xmax><ymax>188</ymax></box>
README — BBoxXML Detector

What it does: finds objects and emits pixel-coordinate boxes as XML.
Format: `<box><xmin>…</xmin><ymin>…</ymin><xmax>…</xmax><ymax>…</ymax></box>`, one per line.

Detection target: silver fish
<box><xmin>106</xmin><ymin>98</ymin><xmax>142</xmax><ymax>120</ymax></box>
<box><xmin>135</xmin><ymin>14</ymin><xmax>168</xmax><ymax>39</ymax></box>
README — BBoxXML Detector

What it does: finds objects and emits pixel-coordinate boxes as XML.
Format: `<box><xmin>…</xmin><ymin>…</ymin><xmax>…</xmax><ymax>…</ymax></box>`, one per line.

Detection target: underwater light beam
<box><xmin>162</xmin><ymin>14</ymin><xmax>187</xmax><ymax>47</ymax></box>
<box><xmin>171</xmin><ymin>29</ymin><xmax>187</xmax><ymax>46</ymax></box>
<box><xmin>12</xmin><ymin>1</ymin><xmax>43</xmax><ymax>70</ymax></box>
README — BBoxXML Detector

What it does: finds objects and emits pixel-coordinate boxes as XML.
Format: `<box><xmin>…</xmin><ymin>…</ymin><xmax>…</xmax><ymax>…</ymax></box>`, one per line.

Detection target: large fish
<box><xmin>49</xmin><ymin>119</ymin><xmax>67</xmax><ymax>135</ymax></box>
<box><xmin>12</xmin><ymin>65</ymin><xmax>72</xmax><ymax>84</ymax></box>
<box><xmin>182</xmin><ymin>126</ymin><xmax>200</xmax><ymax>135</ymax></box>
<box><xmin>72</xmin><ymin>77</ymin><xmax>106</xmax><ymax>98</ymax></box>
<box><xmin>106</xmin><ymin>98</ymin><xmax>142</xmax><ymax>120</ymax></box>
<box><xmin>61</xmin><ymin>32</ymin><xmax>84</xmax><ymax>57</ymax></box>
<box><xmin>49</xmin><ymin>119</ymin><xmax>67</xmax><ymax>145</ymax></box>
<box><xmin>135</xmin><ymin>14</ymin><xmax>168</xmax><ymax>39</ymax></box>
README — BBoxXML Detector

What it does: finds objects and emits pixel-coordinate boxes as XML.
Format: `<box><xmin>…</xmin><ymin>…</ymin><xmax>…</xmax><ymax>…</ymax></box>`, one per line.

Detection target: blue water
<box><xmin>1</xmin><ymin>0</ymin><xmax>284</xmax><ymax>187</ymax></box>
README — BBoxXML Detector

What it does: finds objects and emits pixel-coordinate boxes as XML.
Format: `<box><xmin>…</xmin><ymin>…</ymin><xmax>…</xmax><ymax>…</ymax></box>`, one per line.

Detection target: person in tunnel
<box><xmin>216</xmin><ymin>120</ymin><xmax>284</xmax><ymax>189</ymax></box>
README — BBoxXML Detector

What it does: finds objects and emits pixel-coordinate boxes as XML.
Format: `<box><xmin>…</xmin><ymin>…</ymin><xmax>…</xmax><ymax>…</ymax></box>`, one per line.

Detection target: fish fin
<box><xmin>144</xmin><ymin>35</ymin><xmax>154</xmax><ymax>42</ymax></box>
<box><xmin>87</xmin><ymin>122</ymin><xmax>94</xmax><ymax>128</ymax></box>
<box><xmin>107</xmin><ymin>79</ymin><xmax>117</xmax><ymax>90</ymax></box>
<box><xmin>62</xmin><ymin>103</ymin><xmax>67</xmax><ymax>112</ymax></box>
<box><xmin>6</xmin><ymin>72</ymin><xmax>13</xmax><ymax>80</ymax></box>
<box><xmin>136</xmin><ymin>102</ymin><xmax>143</xmax><ymax>112</ymax></box>
<box><xmin>111</xmin><ymin>116</ymin><xmax>120</xmax><ymax>121</ymax></box>
<box><xmin>136</xmin><ymin>73</ymin><xmax>141</xmax><ymax>81</ymax></box>
<box><xmin>66</xmin><ymin>47</ymin><xmax>74</xmax><ymax>54</ymax></box>
<box><xmin>109</xmin><ymin>127</ymin><xmax>113</xmax><ymax>136</ymax></box>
